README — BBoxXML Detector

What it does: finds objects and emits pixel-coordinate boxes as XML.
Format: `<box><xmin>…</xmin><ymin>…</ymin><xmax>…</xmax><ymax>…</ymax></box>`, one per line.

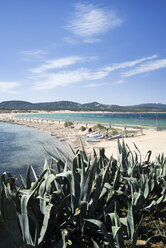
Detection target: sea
<box><xmin>1</xmin><ymin>112</ymin><xmax>166</xmax><ymax>178</ymax></box>
<box><xmin>0</xmin><ymin>122</ymin><xmax>71</xmax><ymax>178</ymax></box>
<box><xmin>18</xmin><ymin>112</ymin><xmax>166</xmax><ymax>128</ymax></box>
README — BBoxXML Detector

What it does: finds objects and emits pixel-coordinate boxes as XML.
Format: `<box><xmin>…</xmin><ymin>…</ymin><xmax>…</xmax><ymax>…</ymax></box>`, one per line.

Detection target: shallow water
<box><xmin>0</xmin><ymin>122</ymin><xmax>71</xmax><ymax>177</ymax></box>
<box><xmin>18</xmin><ymin>112</ymin><xmax>166</xmax><ymax>128</ymax></box>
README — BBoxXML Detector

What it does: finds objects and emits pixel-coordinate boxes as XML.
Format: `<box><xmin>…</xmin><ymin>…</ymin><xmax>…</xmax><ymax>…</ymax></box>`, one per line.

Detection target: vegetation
<box><xmin>64</xmin><ymin>121</ymin><xmax>74</xmax><ymax>127</ymax></box>
<box><xmin>93</xmin><ymin>123</ymin><xmax>107</xmax><ymax>131</ymax></box>
<box><xmin>93</xmin><ymin>123</ymin><xmax>121</xmax><ymax>136</ymax></box>
<box><xmin>0</xmin><ymin>142</ymin><xmax>166</xmax><ymax>247</ymax></box>
<box><xmin>109</xmin><ymin>128</ymin><xmax>120</xmax><ymax>136</ymax></box>
<box><xmin>80</xmin><ymin>126</ymin><xmax>86</xmax><ymax>131</ymax></box>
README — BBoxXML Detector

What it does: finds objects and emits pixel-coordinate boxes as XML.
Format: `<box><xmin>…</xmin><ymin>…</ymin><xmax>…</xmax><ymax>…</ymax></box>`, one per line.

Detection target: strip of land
<box><xmin>0</xmin><ymin>113</ymin><xmax>166</xmax><ymax>160</ymax></box>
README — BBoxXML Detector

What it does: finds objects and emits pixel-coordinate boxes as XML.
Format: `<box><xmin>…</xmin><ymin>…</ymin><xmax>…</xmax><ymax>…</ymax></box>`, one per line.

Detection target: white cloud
<box><xmin>22</xmin><ymin>49</ymin><xmax>47</xmax><ymax>58</ymax></box>
<box><xmin>0</xmin><ymin>81</ymin><xmax>20</xmax><ymax>93</ymax></box>
<box><xmin>29</xmin><ymin>53</ymin><xmax>164</xmax><ymax>91</ymax></box>
<box><xmin>33</xmin><ymin>68</ymin><xmax>109</xmax><ymax>90</ymax></box>
<box><xmin>30</xmin><ymin>56</ymin><xmax>84</xmax><ymax>73</ymax></box>
<box><xmin>30</xmin><ymin>56</ymin><xmax>98</xmax><ymax>73</ymax></box>
<box><xmin>67</xmin><ymin>3</ymin><xmax>122</xmax><ymax>42</ymax></box>
<box><xmin>104</xmin><ymin>54</ymin><xmax>158</xmax><ymax>72</ymax></box>
<box><xmin>123</xmin><ymin>58</ymin><xmax>166</xmax><ymax>77</ymax></box>
<box><xmin>84</xmin><ymin>82</ymin><xmax>107</xmax><ymax>88</ymax></box>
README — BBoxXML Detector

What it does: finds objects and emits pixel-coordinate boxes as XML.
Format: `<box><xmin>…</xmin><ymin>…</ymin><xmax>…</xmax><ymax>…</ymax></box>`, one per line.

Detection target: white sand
<box><xmin>0</xmin><ymin>112</ymin><xmax>166</xmax><ymax>161</ymax></box>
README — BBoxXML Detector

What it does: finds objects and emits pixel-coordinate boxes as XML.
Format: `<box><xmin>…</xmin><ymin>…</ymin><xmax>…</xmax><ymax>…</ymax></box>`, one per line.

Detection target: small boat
<box><xmin>86</xmin><ymin>131</ymin><xmax>98</xmax><ymax>137</ymax></box>
<box><xmin>87</xmin><ymin>132</ymin><xmax>103</xmax><ymax>139</ymax></box>
<box><xmin>86</xmin><ymin>138</ymin><xmax>100</xmax><ymax>142</ymax></box>
<box><xmin>107</xmin><ymin>135</ymin><xmax>122</xmax><ymax>140</ymax></box>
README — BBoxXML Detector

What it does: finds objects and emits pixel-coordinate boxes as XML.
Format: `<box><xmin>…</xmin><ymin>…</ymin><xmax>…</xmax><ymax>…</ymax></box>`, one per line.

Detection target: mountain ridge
<box><xmin>0</xmin><ymin>100</ymin><xmax>166</xmax><ymax>112</ymax></box>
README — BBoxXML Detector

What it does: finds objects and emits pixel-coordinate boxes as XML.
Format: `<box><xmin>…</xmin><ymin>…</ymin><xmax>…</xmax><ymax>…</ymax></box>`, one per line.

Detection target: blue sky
<box><xmin>0</xmin><ymin>0</ymin><xmax>166</xmax><ymax>105</ymax></box>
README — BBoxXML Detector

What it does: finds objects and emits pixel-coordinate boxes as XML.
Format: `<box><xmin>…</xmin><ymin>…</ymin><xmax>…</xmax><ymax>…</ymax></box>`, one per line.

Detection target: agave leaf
<box><xmin>131</xmin><ymin>214</ymin><xmax>144</xmax><ymax>248</ymax></box>
<box><xmin>55</xmin><ymin>146</ymin><xmax>73</xmax><ymax>164</ymax></box>
<box><xmin>0</xmin><ymin>184</ymin><xmax>25</xmax><ymax>248</ymax></box>
<box><xmin>18</xmin><ymin>173</ymin><xmax>47</xmax><ymax>245</ymax></box>
<box><xmin>80</xmin><ymin>138</ymin><xmax>88</xmax><ymax>162</ymax></box>
<box><xmin>133</xmin><ymin>143</ymin><xmax>142</xmax><ymax>163</ymax></box>
<box><xmin>112</xmin><ymin>226</ymin><xmax>125</xmax><ymax>248</ymax></box>
<box><xmin>43</xmin><ymin>160</ymin><xmax>50</xmax><ymax>175</ymax></box>
<box><xmin>52</xmin><ymin>233</ymin><xmax>66</xmax><ymax>248</ymax></box>
<box><xmin>71</xmin><ymin>156</ymin><xmax>80</xmax><ymax>212</ymax></box>
<box><xmin>145</xmin><ymin>150</ymin><xmax>152</xmax><ymax>164</ymax></box>
<box><xmin>30</xmin><ymin>165</ymin><xmax>38</xmax><ymax>181</ymax></box>
<box><xmin>80</xmin><ymin>157</ymin><xmax>86</xmax><ymax>196</ymax></box>
<box><xmin>45</xmin><ymin>174</ymin><xmax>56</xmax><ymax>192</ymax></box>
<box><xmin>26</xmin><ymin>164</ymin><xmax>32</xmax><ymax>189</ymax></box>
<box><xmin>132</xmin><ymin>191</ymin><xmax>143</xmax><ymax>210</ymax></box>
<box><xmin>19</xmin><ymin>194</ymin><xmax>34</xmax><ymax>245</ymax></box>
<box><xmin>63</xmin><ymin>158</ymin><xmax>69</xmax><ymax>172</ymax></box>
<box><xmin>39</xmin><ymin>193</ymin><xmax>47</xmax><ymax>215</ymax></box>
<box><xmin>93</xmin><ymin>148</ymin><xmax>97</xmax><ymax>158</ymax></box>
<box><xmin>46</xmin><ymin>149</ymin><xmax>61</xmax><ymax>162</ymax></box>
<box><xmin>28</xmin><ymin>208</ymin><xmax>40</xmax><ymax>247</ymax></box>
<box><xmin>55</xmin><ymin>171</ymin><xmax>72</xmax><ymax>180</ymax></box>
<box><xmin>143</xmin><ymin>176</ymin><xmax>150</xmax><ymax>199</ymax></box>
<box><xmin>113</xmin><ymin>168</ymin><xmax>121</xmax><ymax>190</ymax></box>
<box><xmin>117</xmin><ymin>139</ymin><xmax>122</xmax><ymax>155</ymax></box>
<box><xmin>91</xmin><ymin>238</ymin><xmax>100</xmax><ymax>248</ymax></box>
<box><xmin>144</xmin><ymin>195</ymin><xmax>165</xmax><ymax>210</ymax></box>
<box><xmin>80</xmin><ymin>201</ymin><xmax>88</xmax><ymax>225</ymax></box>
<box><xmin>84</xmin><ymin>219</ymin><xmax>115</xmax><ymax>247</ymax></box>
<box><xmin>30</xmin><ymin>170</ymin><xmax>47</xmax><ymax>192</ymax></box>
<box><xmin>80</xmin><ymin>157</ymin><xmax>91</xmax><ymax>198</ymax></box>
<box><xmin>120</xmin><ymin>217</ymin><xmax>128</xmax><ymax>236</ymax></box>
<box><xmin>82</xmin><ymin>157</ymin><xmax>97</xmax><ymax>202</ymax></box>
<box><xmin>108</xmin><ymin>212</ymin><xmax>121</xmax><ymax>227</ymax></box>
<box><xmin>99</xmin><ymin>186</ymin><xmax>108</xmax><ymax>200</ymax></box>
<box><xmin>68</xmin><ymin>143</ymin><xmax>76</xmax><ymax>156</ymax></box>
<box><xmin>55</xmin><ymin>194</ymin><xmax>71</xmax><ymax>221</ymax></box>
<box><xmin>38</xmin><ymin>202</ymin><xmax>53</xmax><ymax>245</ymax></box>
<box><xmin>88</xmin><ymin>174</ymin><xmax>103</xmax><ymax>216</ymax></box>
<box><xmin>20</xmin><ymin>175</ymin><xmax>27</xmax><ymax>188</ymax></box>
<box><xmin>127</xmin><ymin>204</ymin><xmax>134</xmax><ymax>239</ymax></box>
<box><xmin>38</xmin><ymin>180</ymin><xmax>46</xmax><ymax>198</ymax></box>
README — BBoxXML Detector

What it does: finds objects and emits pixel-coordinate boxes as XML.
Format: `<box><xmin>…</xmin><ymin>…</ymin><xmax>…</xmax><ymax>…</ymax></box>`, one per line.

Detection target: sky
<box><xmin>0</xmin><ymin>0</ymin><xmax>166</xmax><ymax>105</ymax></box>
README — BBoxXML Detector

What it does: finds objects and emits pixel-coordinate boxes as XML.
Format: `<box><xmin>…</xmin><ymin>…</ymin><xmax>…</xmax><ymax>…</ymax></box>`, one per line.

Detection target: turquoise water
<box><xmin>0</xmin><ymin>123</ymin><xmax>71</xmax><ymax>177</ymax></box>
<box><xmin>18</xmin><ymin>112</ymin><xmax>166</xmax><ymax>128</ymax></box>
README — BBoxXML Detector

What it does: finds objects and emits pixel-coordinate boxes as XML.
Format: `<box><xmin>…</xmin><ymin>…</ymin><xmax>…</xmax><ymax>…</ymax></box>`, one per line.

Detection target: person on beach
<box><xmin>88</xmin><ymin>127</ymin><xmax>92</xmax><ymax>134</ymax></box>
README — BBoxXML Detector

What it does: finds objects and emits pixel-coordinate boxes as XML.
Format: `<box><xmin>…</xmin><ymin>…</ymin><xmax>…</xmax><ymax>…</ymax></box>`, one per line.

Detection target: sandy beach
<box><xmin>0</xmin><ymin>112</ymin><xmax>166</xmax><ymax>161</ymax></box>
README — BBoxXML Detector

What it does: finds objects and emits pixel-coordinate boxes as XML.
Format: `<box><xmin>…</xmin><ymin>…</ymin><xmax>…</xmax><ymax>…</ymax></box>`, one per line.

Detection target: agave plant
<box><xmin>0</xmin><ymin>140</ymin><xmax>166</xmax><ymax>247</ymax></box>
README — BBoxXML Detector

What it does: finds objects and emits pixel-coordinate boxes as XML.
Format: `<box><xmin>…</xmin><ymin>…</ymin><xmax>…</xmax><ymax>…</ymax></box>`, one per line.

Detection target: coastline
<box><xmin>0</xmin><ymin>112</ymin><xmax>166</xmax><ymax>160</ymax></box>
<box><xmin>7</xmin><ymin>109</ymin><xmax>166</xmax><ymax>114</ymax></box>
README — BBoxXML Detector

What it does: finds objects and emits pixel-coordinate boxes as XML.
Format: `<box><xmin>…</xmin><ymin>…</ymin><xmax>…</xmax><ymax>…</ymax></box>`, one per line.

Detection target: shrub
<box><xmin>93</xmin><ymin>123</ymin><xmax>107</xmax><ymax>130</ymax></box>
<box><xmin>110</xmin><ymin>128</ymin><xmax>119</xmax><ymax>135</ymax></box>
<box><xmin>0</xmin><ymin>142</ymin><xmax>166</xmax><ymax>247</ymax></box>
<box><xmin>64</xmin><ymin>121</ymin><xmax>74</xmax><ymax>127</ymax></box>
<box><xmin>79</xmin><ymin>126</ymin><xmax>86</xmax><ymax>131</ymax></box>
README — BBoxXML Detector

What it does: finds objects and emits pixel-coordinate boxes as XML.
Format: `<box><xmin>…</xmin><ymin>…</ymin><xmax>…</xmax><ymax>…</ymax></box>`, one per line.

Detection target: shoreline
<box><xmin>12</xmin><ymin>111</ymin><xmax>165</xmax><ymax>130</ymax></box>
<box><xmin>8</xmin><ymin>109</ymin><xmax>166</xmax><ymax>114</ymax></box>
<box><xmin>0</xmin><ymin>112</ymin><xmax>166</xmax><ymax>160</ymax></box>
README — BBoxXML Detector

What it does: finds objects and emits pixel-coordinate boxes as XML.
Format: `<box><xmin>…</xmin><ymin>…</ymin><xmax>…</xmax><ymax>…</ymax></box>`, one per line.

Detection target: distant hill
<box><xmin>0</xmin><ymin>100</ymin><xmax>166</xmax><ymax>112</ymax></box>
<box><xmin>130</xmin><ymin>103</ymin><xmax>166</xmax><ymax>110</ymax></box>
<box><xmin>0</xmin><ymin>101</ymin><xmax>35</xmax><ymax>110</ymax></box>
